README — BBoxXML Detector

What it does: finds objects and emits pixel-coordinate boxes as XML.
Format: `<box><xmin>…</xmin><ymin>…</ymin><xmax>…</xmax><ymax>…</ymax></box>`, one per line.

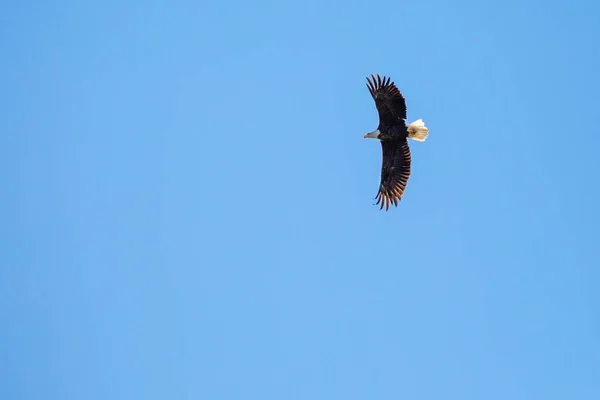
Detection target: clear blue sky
<box><xmin>2</xmin><ymin>0</ymin><xmax>600</xmax><ymax>399</ymax></box>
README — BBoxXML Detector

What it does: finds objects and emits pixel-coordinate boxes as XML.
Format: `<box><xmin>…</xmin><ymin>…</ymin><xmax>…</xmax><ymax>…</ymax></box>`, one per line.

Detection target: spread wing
<box><xmin>375</xmin><ymin>139</ymin><xmax>412</xmax><ymax>210</ymax></box>
<box><xmin>366</xmin><ymin>74</ymin><xmax>407</xmax><ymax>127</ymax></box>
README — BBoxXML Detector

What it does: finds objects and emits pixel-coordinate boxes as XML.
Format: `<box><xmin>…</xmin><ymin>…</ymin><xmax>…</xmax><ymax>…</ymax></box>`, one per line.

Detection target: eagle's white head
<box><xmin>363</xmin><ymin>129</ymin><xmax>381</xmax><ymax>139</ymax></box>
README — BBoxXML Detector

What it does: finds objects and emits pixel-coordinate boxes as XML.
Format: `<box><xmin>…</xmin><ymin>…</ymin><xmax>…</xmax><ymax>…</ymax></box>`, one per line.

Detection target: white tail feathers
<box><xmin>407</xmin><ymin>119</ymin><xmax>429</xmax><ymax>142</ymax></box>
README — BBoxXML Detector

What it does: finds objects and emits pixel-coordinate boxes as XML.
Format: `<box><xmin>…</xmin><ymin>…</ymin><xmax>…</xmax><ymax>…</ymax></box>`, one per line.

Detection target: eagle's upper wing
<box><xmin>366</xmin><ymin>74</ymin><xmax>407</xmax><ymax>127</ymax></box>
<box><xmin>376</xmin><ymin>139</ymin><xmax>412</xmax><ymax>210</ymax></box>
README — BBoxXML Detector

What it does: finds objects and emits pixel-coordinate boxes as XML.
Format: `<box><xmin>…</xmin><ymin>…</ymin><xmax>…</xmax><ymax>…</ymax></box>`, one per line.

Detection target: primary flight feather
<box><xmin>364</xmin><ymin>74</ymin><xmax>429</xmax><ymax>211</ymax></box>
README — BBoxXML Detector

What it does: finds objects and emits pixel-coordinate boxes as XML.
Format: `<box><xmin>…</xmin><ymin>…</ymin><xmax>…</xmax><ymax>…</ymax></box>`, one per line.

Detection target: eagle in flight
<box><xmin>364</xmin><ymin>74</ymin><xmax>429</xmax><ymax>210</ymax></box>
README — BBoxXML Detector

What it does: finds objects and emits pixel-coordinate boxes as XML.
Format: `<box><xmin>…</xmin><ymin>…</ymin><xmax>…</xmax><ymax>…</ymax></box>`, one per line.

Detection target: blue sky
<box><xmin>2</xmin><ymin>0</ymin><xmax>600</xmax><ymax>399</ymax></box>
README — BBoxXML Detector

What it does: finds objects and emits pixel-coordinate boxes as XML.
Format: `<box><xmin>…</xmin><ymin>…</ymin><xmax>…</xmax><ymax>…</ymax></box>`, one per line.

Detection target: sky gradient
<box><xmin>2</xmin><ymin>0</ymin><xmax>600</xmax><ymax>399</ymax></box>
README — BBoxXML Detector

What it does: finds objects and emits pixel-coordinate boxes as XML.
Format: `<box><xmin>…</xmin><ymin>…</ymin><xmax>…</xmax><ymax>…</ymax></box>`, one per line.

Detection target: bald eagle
<box><xmin>364</xmin><ymin>74</ymin><xmax>429</xmax><ymax>210</ymax></box>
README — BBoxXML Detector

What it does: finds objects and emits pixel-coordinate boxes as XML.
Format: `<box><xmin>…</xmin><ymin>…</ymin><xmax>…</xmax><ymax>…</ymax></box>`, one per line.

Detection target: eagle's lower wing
<box><xmin>376</xmin><ymin>139</ymin><xmax>412</xmax><ymax>210</ymax></box>
<box><xmin>366</xmin><ymin>74</ymin><xmax>407</xmax><ymax>127</ymax></box>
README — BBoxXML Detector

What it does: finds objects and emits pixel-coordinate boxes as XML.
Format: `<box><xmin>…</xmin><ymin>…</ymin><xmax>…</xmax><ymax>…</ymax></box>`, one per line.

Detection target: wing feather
<box><xmin>366</xmin><ymin>74</ymin><xmax>407</xmax><ymax>127</ymax></box>
<box><xmin>375</xmin><ymin>139</ymin><xmax>412</xmax><ymax>211</ymax></box>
